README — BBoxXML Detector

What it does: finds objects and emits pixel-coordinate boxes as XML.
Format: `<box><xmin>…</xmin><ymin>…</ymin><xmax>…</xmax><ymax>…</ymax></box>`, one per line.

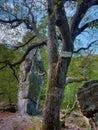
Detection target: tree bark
<box><xmin>42</xmin><ymin>0</ymin><xmax>73</xmax><ymax>130</ymax></box>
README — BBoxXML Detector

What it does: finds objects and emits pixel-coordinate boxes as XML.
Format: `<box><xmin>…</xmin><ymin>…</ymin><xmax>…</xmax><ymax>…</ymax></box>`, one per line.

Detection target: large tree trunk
<box><xmin>42</xmin><ymin>60</ymin><xmax>71</xmax><ymax>130</ymax></box>
<box><xmin>42</xmin><ymin>65</ymin><xmax>61</xmax><ymax>130</ymax></box>
<box><xmin>42</xmin><ymin>0</ymin><xmax>73</xmax><ymax>130</ymax></box>
<box><xmin>18</xmin><ymin>49</ymin><xmax>44</xmax><ymax>115</ymax></box>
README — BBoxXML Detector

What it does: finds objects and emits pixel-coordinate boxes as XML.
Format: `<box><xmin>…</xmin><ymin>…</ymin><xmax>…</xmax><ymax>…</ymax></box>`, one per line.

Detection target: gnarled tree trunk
<box><xmin>42</xmin><ymin>0</ymin><xmax>73</xmax><ymax>129</ymax></box>
<box><xmin>18</xmin><ymin>49</ymin><xmax>44</xmax><ymax>115</ymax></box>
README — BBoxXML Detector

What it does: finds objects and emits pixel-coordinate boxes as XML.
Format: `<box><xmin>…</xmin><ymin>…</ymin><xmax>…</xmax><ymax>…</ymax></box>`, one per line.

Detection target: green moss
<box><xmin>26</xmin><ymin>118</ymin><xmax>42</xmax><ymax>130</ymax></box>
<box><xmin>78</xmin><ymin>0</ymin><xmax>83</xmax><ymax>5</ymax></box>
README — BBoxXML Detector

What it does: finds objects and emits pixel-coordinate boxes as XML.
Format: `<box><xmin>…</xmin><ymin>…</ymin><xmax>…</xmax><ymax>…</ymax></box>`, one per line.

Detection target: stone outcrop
<box><xmin>77</xmin><ymin>80</ymin><xmax>98</xmax><ymax>129</ymax></box>
<box><xmin>18</xmin><ymin>49</ymin><xmax>44</xmax><ymax>115</ymax></box>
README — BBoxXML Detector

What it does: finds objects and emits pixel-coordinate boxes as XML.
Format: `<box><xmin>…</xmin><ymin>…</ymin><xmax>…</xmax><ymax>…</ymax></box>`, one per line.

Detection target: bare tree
<box><xmin>0</xmin><ymin>0</ymin><xmax>98</xmax><ymax>130</ymax></box>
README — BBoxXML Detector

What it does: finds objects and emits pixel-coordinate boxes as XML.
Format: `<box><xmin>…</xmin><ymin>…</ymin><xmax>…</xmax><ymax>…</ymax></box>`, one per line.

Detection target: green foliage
<box><xmin>89</xmin><ymin>21</ymin><xmax>98</xmax><ymax>29</ymax></box>
<box><xmin>1</xmin><ymin>42</ymin><xmax>98</xmax><ymax>111</ymax></box>
<box><xmin>78</xmin><ymin>0</ymin><xmax>83</xmax><ymax>5</ymax></box>
<box><xmin>0</xmin><ymin>67</ymin><xmax>18</xmax><ymax>105</ymax></box>
<box><xmin>61</xmin><ymin>54</ymin><xmax>98</xmax><ymax>109</ymax></box>
<box><xmin>54</xmin><ymin>5</ymin><xmax>58</xmax><ymax>11</ymax></box>
<box><xmin>38</xmin><ymin>14</ymin><xmax>48</xmax><ymax>37</ymax></box>
<box><xmin>0</xmin><ymin>45</ymin><xmax>20</xmax><ymax>105</ymax></box>
<box><xmin>40</xmin><ymin>47</ymin><xmax>48</xmax><ymax>106</ymax></box>
<box><xmin>61</xmin><ymin>82</ymin><xmax>82</xmax><ymax>109</ymax></box>
<box><xmin>40</xmin><ymin>54</ymin><xmax>98</xmax><ymax>109</ymax></box>
<box><xmin>40</xmin><ymin>75</ymin><xmax>47</xmax><ymax>107</ymax></box>
<box><xmin>39</xmin><ymin>52</ymin><xmax>98</xmax><ymax>110</ymax></box>
<box><xmin>40</xmin><ymin>46</ymin><xmax>48</xmax><ymax>71</ymax></box>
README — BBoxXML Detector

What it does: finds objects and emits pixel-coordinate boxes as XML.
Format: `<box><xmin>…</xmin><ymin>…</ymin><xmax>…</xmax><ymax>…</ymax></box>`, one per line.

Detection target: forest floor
<box><xmin>0</xmin><ymin>111</ymin><xmax>91</xmax><ymax>130</ymax></box>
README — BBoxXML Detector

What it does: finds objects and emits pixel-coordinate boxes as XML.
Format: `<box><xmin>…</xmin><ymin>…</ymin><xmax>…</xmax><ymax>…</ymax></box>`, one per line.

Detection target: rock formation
<box><xmin>77</xmin><ymin>80</ymin><xmax>98</xmax><ymax>129</ymax></box>
<box><xmin>18</xmin><ymin>49</ymin><xmax>44</xmax><ymax>115</ymax></box>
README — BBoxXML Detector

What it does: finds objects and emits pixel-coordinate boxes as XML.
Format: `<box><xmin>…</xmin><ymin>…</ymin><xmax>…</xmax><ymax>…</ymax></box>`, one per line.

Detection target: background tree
<box><xmin>0</xmin><ymin>45</ymin><xmax>20</xmax><ymax>107</ymax></box>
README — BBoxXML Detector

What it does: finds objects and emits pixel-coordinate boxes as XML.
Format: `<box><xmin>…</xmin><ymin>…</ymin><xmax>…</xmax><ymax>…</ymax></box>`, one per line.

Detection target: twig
<box><xmin>61</xmin><ymin>101</ymin><xmax>77</xmax><ymax>119</ymax></box>
<box><xmin>14</xmin><ymin>35</ymin><xmax>36</xmax><ymax>50</ymax></box>
<box><xmin>0</xmin><ymin>61</ymin><xmax>19</xmax><ymax>82</ymax></box>
<box><xmin>73</xmin><ymin>40</ymin><xmax>98</xmax><ymax>53</ymax></box>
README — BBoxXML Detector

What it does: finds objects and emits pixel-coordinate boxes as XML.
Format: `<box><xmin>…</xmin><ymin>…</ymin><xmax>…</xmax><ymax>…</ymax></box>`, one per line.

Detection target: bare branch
<box><xmin>0</xmin><ymin>64</ymin><xmax>7</xmax><ymax>70</ymax></box>
<box><xmin>91</xmin><ymin>0</ymin><xmax>98</xmax><ymax>5</ymax></box>
<box><xmin>24</xmin><ymin>21</ymin><xmax>46</xmax><ymax>41</ymax></box>
<box><xmin>15</xmin><ymin>35</ymin><xmax>36</xmax><ymax>49</ymax></box>
<box><xmin>70</xmin><ymin>2</ymin><xmax>89</xmax><ymax>40</ymax></box>
<box><xmin>69</xmin><ymin>0</ymin><xmax>98</xmax><ymax>39</ymax></box>
<box><xmin>77</xmin><ymin>19</ymin><xmax>98</xmax><ymax>36</ymax></box>
<box><xmin>0</xmin><ymin>18</ymin><xmax>24</xmax><ymax>29</ymax></box>
<box><xmin>73</xmin><ymin>40</ymin><xmax>98</xmax><ymax>53</ymax></box>
<box><xmin>9</xmin><ymin>65</ymin><xmax>19</xmax><ymax>82</ymax></box>
<box><xmin>61</xmin><ymin>100</ymin><xmax>77</xmax><ymax>119</ymax></box>
<box><xmin>0</xmin><ymin>41</ymin><xmax>46</xmax><ymax>81</ymax></box>
<box><xmin>66</xmin><ymin>77</ymin><xmax>88</xmax><ymax>84</ymax></box>
<box><xmin>0</xmin><ymin>41</ymin><xmax>46</xmax><ymax>70</ymax></box>
<box><xmin>0</xmin><ymin>5</ymin><xmax>17</xmax><ymax>19</ymax></box>
<box><xmin>12</xmin><ymin>41</ymin><xmax>47</xmax><ymax>66</ymax></box>
<box><xmin>0</xmin><ymin>19</ymin><xmax>23</xmax><ymax>24</ymax></box>
<box><xmin>34</xmin><ymin>72</ymin><xmax>47</xmax><ymax>76</ymax></box>
<box><xmin>0</xmin><ymin>61</ymin><xmax>18</xmax><ymax>81</ymax></box>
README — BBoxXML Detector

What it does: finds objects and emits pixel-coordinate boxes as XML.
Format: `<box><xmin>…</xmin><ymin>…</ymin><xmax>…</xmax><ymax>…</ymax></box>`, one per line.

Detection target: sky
<box><xmin>0</xmin><ymin>24</ymin><xmax>26</xmax><ymax>46</ymax></box>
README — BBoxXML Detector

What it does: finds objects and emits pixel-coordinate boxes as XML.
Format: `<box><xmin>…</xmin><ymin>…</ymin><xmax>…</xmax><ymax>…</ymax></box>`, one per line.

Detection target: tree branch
<box><xmin>0</xmin><ymin>19</ymin><xmax>23</xmax><ymax>24</ymax></box>
<box><xmin>69</xmin><ymin>0</ymin><xmax>98</xmax><ymax>40</ymax></box>
<box><xmin>9</xmin><ymin>65</ymin><xmax>19</xmax><ymax>82</ymax></box>
<box><xmin>66</xmin><ymin>77</ymin><xmax>87</xmax><ymax>84</ymax></box>
<box><xmin>0</xmin><ymin>64</ymin><xmax>7</xmax><ymax>70</ymax></box>
<box><xmin>0</xmin><ymin>61</ymin><xmax>18</xmax><ymax>82</ymax></box>
<box><xmin>91</xmin><ymin>0</ymin><xmax>98</xmax><ymax>6</ymax></box>
<box><xmin>0</xmin><ymin>18</ymin><xmax>24</xmax><ymax>29</ymax></box>
<box><xmin>61</xmin><ymin>100</ymin><xmax>77</xmax><ymax>119</ymax></box>
<box><xmin>15</xmin><ymin>35</ymin><xmax>36</xmax><ymax>50</ymax></box>
<box><xmin>0</xmin><ymin>41</ymin><xmax>47</xmax><ymax>81</ymax></box>
<box><xmin>0</xmin><ymin>5</ymin><xmax>17</xmax><ymax>19</ymax></box>
<box><xmin>0</xmin><ymin>41</ymin><xmax>47</xmax><ymax>70</ymax></box>
<box><xmin>24</xmin><ymin>21</ymin><xmax>46</xmax><ymax>41</ymax></box>
<box><xmin>12</xmin><ymin>41</ymin><xmax>47</xmax><ymax>66</ymax></box>
<box><xmin>55</xmin><ymin>1</ymin><xmax>73</xmax><ymax>52</ymax></box>
<box><xmin>73</xmin><ymin>40</ymin><xmax>98</xmax><ymax>53</ymax></box>
<box><xmin>77</xmin><ymin>19</ymin><xmax>98</xmax><ymax>36</ymax></box>
<box><xmin>70</xmin><ymin>1</ymin><xmax>89</xmax><ymax>40</ymax></box>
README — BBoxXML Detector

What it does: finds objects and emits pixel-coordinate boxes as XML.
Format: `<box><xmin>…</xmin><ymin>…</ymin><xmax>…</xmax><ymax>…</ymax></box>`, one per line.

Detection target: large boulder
<box><xmin>18</xmin><ymin>49</ymin><xmax>44</xmax><ymax>115</ymax></box>
<box><xmin>77</xmin><ymin>80</ymin><xmax>98</xmax><ymax>129</ymax></box>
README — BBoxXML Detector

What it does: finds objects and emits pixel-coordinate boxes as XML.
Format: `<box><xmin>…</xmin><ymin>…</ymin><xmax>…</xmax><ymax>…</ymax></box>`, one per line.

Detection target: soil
<box><xmin>0</xmin><ymin>111</ymin><xmax>91</xmax><ymax>130</ymax></box>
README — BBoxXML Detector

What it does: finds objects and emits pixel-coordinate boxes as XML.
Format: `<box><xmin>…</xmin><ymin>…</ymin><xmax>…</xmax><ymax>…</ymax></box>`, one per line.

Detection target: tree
<box><xmin>0</xmin><ymin>45</ymin><xmax>19</xmax><ymax>106</ymax></box>
<box><xmin>0</xmin><ymin>0</ymin><xmax>98</xmax><ymax>130</ymax></box>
